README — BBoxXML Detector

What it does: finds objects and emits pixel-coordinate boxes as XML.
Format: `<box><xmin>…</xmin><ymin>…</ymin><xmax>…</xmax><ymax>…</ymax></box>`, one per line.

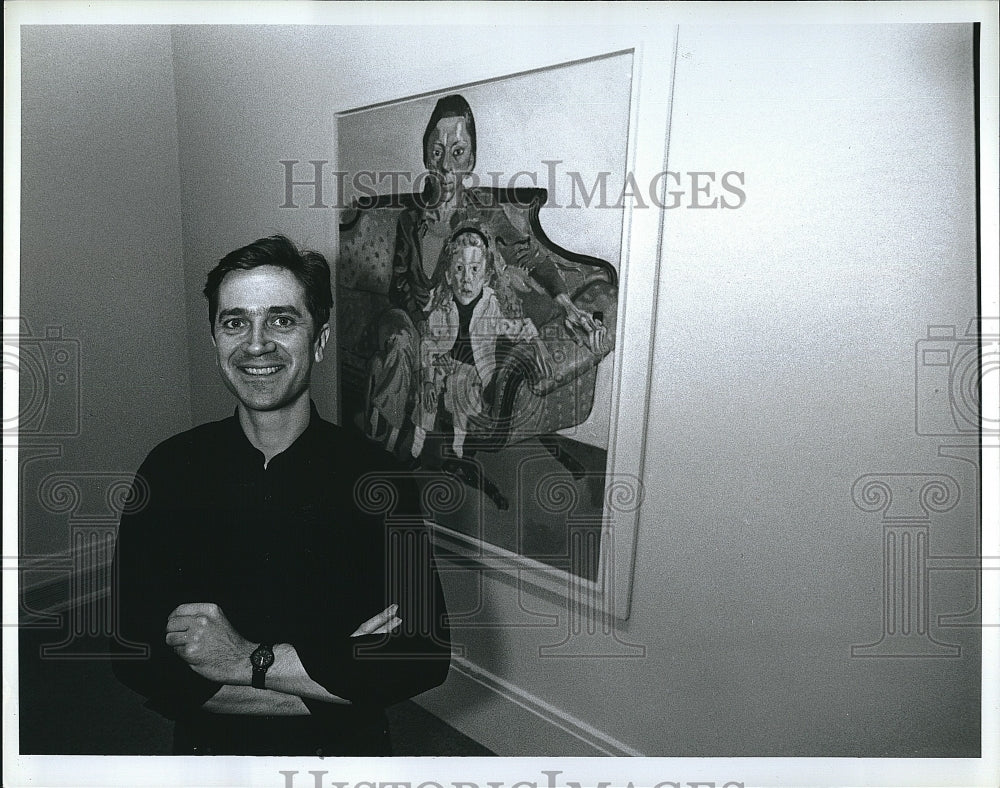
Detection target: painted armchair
<box><xmin>338</xmin><ymin>186</ymin><xmax>617</xmax><ymax>456</ymax></box>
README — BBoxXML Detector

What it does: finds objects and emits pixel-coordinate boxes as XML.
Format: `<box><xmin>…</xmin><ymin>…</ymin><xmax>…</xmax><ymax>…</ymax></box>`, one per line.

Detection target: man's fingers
<box><xmin>165</xmin><ymin>615</ymin><xmax>196</xmax><ymax>632</ymax></box>
<box><xmin>370</xmin><ymin>616</ymin><xmax>403</xmax><ymax>635</ymax></box>
<box><xmin>165</xmin><ymin>631</ymin><xmax>187</xmax><ymax>647</ymax></box>
<box><xmin>350</xmin><ymin>604</ymin><xmax>398</xmax><ymax>636</ymax></box>
<box><xmin>358</xmin><ymin>604</ymin><xmax>397</xmax><ymax>632</ymax></box>
<box><xmin>170</xmin><ymin>602</ymin><xmax>218</xmax><ymax>618</ymax></box>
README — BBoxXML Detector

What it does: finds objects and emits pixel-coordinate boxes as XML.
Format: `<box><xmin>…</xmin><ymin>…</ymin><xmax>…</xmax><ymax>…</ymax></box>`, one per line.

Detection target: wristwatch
<box><xmin>250</xmin><ymin>643</ymin><xmax>274</xmax><ymax>689</ymax></box>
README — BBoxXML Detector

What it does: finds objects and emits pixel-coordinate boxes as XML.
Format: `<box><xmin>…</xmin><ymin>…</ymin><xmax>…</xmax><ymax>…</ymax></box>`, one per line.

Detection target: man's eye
<box><xmin>453</xmin><ymin>146</ymin><xmax>465</xmax><ymax>158</ymax></box>
<box><xmin>221</xmin><ymin>318</ymin><xmax>246</xmax><ymax>331</ymax></box>
<box><xmin>271</xmin><ymin>316</ymin><xmax>295</xmax><ymax>329</ymax></box>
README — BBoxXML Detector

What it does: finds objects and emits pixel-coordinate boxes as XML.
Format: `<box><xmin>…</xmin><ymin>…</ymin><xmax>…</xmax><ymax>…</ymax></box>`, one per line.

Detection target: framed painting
<box><xmin>336</xmin><ymin>50</ymin><xmax>655</xmax><ymax>619</ymax></box>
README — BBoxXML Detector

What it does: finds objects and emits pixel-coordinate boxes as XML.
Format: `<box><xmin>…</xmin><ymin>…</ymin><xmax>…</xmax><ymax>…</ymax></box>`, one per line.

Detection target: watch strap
<box><xmin>250</xmin><ymin>643</ymin><xmax>274</xmax><ymax>689</ymax></box>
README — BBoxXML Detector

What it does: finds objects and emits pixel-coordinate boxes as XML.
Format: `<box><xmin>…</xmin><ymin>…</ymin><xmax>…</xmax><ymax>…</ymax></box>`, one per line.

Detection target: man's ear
<box><xmin>313</xmin><ymin>322</ymin><xmax>331</xmax><ymax>362</ymax></box>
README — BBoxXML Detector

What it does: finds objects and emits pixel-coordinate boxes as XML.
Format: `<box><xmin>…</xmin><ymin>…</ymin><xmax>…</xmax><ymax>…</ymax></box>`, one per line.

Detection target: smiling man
<box><xmin>112</xmin><ymin>235</ymin><xmax>450</xmax><ymax>756</ymax></box>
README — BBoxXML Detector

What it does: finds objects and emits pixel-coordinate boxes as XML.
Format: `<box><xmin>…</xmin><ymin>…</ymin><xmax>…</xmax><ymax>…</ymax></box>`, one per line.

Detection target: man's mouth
<box><xmin>239</xmin><ymin>365</ymin><xmax>282</xmax><ymax>376</ymax></box>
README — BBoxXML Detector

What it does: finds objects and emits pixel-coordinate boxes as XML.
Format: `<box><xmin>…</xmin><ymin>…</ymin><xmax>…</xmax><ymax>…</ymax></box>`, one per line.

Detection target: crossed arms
<box><xmin>164</xmin><ymin>602</ymin><xmax>401</xmax><ymax>714</ymax></box>
<box><xmin>112</xmin><ymin>431</ymin><xmax>451</xmax><ymax>721</ymax></box>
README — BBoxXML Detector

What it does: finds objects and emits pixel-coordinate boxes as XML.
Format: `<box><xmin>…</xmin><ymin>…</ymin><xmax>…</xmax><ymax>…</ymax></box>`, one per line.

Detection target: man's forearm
<box><xmin>202</xmin><ymin>684</ymin><xmax>311</xmax><ymax>715</ymax></box>
<box><xmin>201</xmin><ymin>643</ymin><xmax>349</xmax><ymax>713</ymax></box>
<box><xmin>168</xmin><ymin>603</ymin><xmax>350</xmax><ymax>706</ymax></box>
<box><xmin>262</xmin><ymin>643</ymin><xmax>350</xmax><ymax>704</ymax></box>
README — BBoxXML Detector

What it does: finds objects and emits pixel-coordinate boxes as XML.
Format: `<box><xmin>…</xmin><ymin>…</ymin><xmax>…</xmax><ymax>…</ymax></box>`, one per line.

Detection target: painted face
<box><xmin>212</xmin><ymin>266</ymin><xmax>328</xmax><ymax>415</ymax></box>
<box><xmin>447</xmin><ymin>244</ymin><xmax>487</xmax><ymax>306</ymax></box>
<box><xmin>424</xmin><ymin>116</ymin><xmax>474</xmax><ymax>202</ymax></box>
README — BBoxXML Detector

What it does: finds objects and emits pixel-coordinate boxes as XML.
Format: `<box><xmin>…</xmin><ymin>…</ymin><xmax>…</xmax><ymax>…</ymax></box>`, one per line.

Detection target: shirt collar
<box><xmin>226</xmin><ymin>400</ymin><xmax>324</xmax><ymax>467</ymax></box>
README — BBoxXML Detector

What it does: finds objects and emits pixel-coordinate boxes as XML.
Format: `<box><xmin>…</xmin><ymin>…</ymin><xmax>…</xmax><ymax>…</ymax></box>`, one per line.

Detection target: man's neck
<box><xmin>236</xmin><ymin>394</ymin><xmax>312</xmax><ymax>467</ymax></box>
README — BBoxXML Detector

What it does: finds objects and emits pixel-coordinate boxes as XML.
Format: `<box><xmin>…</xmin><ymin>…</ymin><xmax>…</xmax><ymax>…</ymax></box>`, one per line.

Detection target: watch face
<box><xmin>250</xmin><ymin>644</ymin><xmax>274</xmax><ymax>670</ymax></box>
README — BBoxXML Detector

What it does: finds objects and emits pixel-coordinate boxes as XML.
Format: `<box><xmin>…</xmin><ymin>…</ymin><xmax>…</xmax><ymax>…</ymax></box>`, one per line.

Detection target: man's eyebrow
<box><xmin>266</xmin><ymin>305</ymin><xmax>305</xmax><ymax>317</ymax></box>
<box><xmin>216</xmin><ymin>305</ymin><xmax>305</xmax><ymax>320</ymax></box>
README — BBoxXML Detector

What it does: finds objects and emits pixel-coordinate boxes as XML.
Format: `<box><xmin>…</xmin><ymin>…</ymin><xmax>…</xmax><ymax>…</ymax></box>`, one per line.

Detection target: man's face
<box><xmin>447</xmin><ymin>244</ymin><xmax>487</xmax><ymax>306</ymax></box>
<box><xmin>212</xmin><ymin>265</ymin><xmax>329</xmax><ymax>415</ymax></box>
<box><xmin>425</xmin><ymin>116</ymin><xmax>474</xmax><ymax>202</ymax></box>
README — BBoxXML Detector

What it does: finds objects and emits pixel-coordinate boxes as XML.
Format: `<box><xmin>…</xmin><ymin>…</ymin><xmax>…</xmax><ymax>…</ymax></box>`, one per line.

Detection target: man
<box><xmin>112</xmin><ymin>235</ymin><xmax>450</xmax><ymax>756</ymax></box>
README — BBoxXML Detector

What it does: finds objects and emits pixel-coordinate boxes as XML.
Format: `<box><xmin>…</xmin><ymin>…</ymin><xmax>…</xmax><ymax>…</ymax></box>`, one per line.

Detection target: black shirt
<box><xmin>449</xmin><ymin>291</ymin><xmax>482</xmax><ymax>367</ymax></box>
<box><xmin>111</xmin><ymin>404</ymin><xmax>450</xmax><ymax>729</ymax></box>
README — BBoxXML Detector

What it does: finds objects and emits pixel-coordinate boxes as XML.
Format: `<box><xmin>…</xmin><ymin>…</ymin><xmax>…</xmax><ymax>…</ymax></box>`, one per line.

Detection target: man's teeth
<box><xmin>243</xmin><ymin>366</ymin><xmax>280</xmax><ymax>376</ymax></box>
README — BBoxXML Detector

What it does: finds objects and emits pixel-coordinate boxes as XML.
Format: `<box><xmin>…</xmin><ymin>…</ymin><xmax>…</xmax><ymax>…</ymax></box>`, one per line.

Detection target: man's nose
<box><xmin>244</xmin><ymin>321</ymin><xmax>276</xmax><ymax>355</ymax></box>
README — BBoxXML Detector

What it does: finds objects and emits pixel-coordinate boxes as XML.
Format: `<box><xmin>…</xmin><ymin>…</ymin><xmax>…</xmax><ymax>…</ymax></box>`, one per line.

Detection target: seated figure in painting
<box><xmin>410</xmin><ymin>228</ymin><xmax>547</xmax><ymax>464</ymax></box>
<box><xmin>365</xmin><ymin>93</ymin><xmax>605</xmax><ymax>455</ymax></box>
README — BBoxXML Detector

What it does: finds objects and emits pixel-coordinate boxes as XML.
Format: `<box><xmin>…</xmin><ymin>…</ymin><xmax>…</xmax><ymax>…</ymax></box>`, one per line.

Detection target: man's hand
<box><xmin>351</xmin><ymin>604</ymin><xmax>402</xmax><ymax>637</ymax></box>
<box><xmin>165</xmin><ymin>602</ymin><xmax>254</xmax><ymax>685</ymax></box>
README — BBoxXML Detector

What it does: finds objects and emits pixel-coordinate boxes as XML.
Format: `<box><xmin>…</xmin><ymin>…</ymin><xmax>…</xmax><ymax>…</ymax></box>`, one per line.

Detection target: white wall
<box><xmin>624</xmin><ymin>22</ymin><xmax>979</xmax><ymax>756</ymax></box>
<box><xmin>19</xmin><ymin>26</ymin><xmax>191</xmax><ymax>558</ymax></box>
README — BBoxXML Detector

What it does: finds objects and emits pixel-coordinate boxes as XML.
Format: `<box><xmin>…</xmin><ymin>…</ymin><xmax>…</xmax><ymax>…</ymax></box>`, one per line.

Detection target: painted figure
<box><xmin>365</xmin><ymin>94</ymin><xmax>605</xmax><ymax>455</ymax></box>
<box><xmin>411</xmin><ymin>228</ymin><xmax>544</xmax><ymax>461</ymax></box>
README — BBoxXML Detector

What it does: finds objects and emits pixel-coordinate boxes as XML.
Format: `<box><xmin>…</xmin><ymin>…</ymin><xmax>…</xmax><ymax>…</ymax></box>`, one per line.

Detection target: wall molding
<box><xmin>18</xmin><ymin>549</ymin><xmax>109</xmax><ymax>620</ymax></box>
<box><xmin>418</xmin><ymin>655</ymin><xmax>644</xmax><ymax>757</ymax></box>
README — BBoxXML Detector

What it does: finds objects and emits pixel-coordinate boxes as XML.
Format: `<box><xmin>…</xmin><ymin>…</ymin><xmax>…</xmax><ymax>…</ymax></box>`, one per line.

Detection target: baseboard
<box><xmin>414</xmin><ymin>655</ymin><xmax>643</xmax><ymax>756</ymax></box>
<box><xmin>18</xmin><ymin>551</ymin><xmax>110</xmax><ymax>620</ymax></box>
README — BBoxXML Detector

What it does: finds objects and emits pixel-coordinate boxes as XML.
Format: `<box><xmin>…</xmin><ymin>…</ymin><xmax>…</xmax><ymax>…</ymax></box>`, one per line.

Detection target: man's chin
<box><xmin>222</xmin><ymin>378</ymin><xmax>304</xmax><ymax>415</ymax></box>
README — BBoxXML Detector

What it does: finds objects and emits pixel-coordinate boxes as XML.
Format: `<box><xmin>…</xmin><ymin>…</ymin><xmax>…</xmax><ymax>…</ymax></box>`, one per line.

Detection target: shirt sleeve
<box><xmin>294</xmin><ymin>466</ymin><xmax>451</xmax><ymax>708</ymax></box>
<box><xmin>111</xmin><ymin>451</ymin><xmax>223</xmax><ymax>720</ymax></box>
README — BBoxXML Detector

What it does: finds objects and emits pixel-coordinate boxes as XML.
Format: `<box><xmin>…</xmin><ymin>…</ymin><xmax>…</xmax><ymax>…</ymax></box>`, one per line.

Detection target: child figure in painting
<box><xmin>410</xmin><ymin>227</ymin><xmax>542</xmax><ymax>461</ymax></box>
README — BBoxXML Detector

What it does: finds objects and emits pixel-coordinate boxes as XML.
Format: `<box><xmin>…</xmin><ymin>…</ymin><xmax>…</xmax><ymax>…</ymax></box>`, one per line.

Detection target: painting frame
<box><xmin>335</xmin><ymin>46</ymin><xmax>667</xmax><ymax>620</ymax></box>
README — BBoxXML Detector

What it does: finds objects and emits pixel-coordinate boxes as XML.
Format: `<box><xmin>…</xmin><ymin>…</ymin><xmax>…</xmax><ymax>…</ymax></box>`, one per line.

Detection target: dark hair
<box><xmin>203</xmin><ymin>235</ymin><xmax>332</xmax><ymax>333</ymax></box>
<box><xmin>422</xmin><ymin>94</ymin><xmax>477</xmax><ymax>168</ymax></box>
<box><xmin>447</xmin><ymin>227</ymin><xmax>490</xmax><ymax>251</ymax></box>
